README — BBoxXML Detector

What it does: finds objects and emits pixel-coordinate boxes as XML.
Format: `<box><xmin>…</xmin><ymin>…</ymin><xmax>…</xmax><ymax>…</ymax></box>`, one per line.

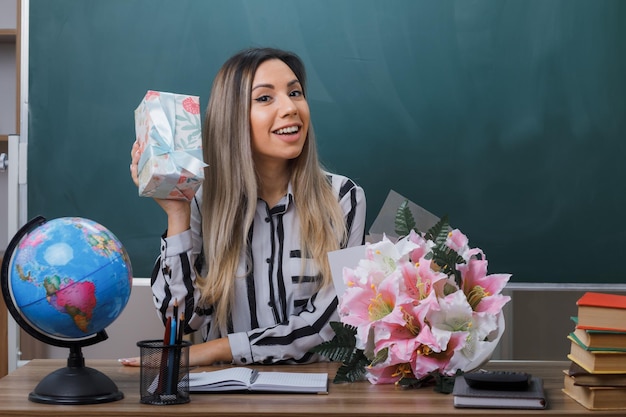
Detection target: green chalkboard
<box><xmin>28</xmin><ymin>0</ymin><xmax>626</xmax><ymax>282</ymax></box>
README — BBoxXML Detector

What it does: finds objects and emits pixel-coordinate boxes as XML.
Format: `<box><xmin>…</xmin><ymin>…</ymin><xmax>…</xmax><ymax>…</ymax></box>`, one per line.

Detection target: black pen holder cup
<box><xmin>137</xmin><ymin>339</ymin><xmax>192</xmax><ymax>405</ymax></box>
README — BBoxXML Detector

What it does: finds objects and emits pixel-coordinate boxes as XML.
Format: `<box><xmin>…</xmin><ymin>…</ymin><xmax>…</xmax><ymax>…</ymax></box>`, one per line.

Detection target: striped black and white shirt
<box><xmin>151</xmin><ymin>173</ymin><xmax>366</xmax><ymax>365</ymax></box>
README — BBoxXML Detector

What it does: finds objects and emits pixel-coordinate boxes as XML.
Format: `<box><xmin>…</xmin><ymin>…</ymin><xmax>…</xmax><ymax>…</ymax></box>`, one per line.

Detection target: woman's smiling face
<box><xmin>249</xmin><ymin>59</ymin><xmax>310</xmax><ymax>166</ymax></box>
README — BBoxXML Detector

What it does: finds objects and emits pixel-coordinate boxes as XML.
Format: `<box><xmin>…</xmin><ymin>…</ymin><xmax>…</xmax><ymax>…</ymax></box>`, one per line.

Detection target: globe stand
<box><xmin>28</xmin><ymin>344</ymin><xmax>124</xmax><ymax>405</ymax></box>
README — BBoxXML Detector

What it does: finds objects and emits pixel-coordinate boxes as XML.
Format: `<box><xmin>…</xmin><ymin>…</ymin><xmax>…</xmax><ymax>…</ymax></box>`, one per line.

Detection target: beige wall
<box><xmin>509</xmin><ymin>289</ymin><xmax>626</xmax><ymax>360</ymax></box>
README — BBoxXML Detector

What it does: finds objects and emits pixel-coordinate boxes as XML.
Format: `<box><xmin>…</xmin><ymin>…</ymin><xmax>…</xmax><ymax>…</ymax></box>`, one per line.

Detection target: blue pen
<box><xmin>170</xmin><ymin>316</ymin><xmax>177</xmax><ymax>345</ymax></box>
<box><xmin>166</xmin><ymin>312</ymin><xmax>177</xmax><ymax>395</ymax></box>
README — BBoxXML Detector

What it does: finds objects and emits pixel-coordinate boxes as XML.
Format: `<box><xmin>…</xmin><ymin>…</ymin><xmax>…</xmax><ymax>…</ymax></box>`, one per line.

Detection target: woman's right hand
<box><xmin>130</xmin><ymin>141</ymin><xmax>192</xmax><ymax>236</ymax></box>
<box><xmin>129</xmin><ymin>140</ymin><xmax>143</xmax><ymax>188</ymax></box>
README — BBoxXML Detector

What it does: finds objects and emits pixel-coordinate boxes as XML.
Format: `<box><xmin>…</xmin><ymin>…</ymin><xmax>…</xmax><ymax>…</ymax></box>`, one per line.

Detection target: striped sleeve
<box><xmin>150</xmin><ymin>194</ymin><xmax>211</xmax><ymax>334</ymax></box>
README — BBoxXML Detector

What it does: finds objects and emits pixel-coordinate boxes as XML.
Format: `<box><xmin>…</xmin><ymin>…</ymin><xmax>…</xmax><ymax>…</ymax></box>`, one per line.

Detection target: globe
<box><xmin>7</xmin><ymin>217</ymin><xmax>132</xmax><ymax>340</ymax></box>
<box><xmin>1</xmin><ymin>216</ymin><xmax>133</xmax><ymax>404</ymax></box>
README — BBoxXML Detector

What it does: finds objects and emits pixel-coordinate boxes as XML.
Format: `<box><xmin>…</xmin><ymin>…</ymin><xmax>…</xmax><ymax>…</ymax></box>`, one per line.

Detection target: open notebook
<box><xmin>188</xmin><ymin>367</ymin><xmax>328</xmax><ymax>394</ymax></box>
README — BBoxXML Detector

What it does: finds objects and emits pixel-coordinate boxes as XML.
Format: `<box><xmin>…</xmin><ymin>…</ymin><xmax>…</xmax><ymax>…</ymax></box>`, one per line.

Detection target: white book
<box><xmin>188</xmin><ymin>367</ymin><xmax>328</xmax><ymax>394</ymax></box>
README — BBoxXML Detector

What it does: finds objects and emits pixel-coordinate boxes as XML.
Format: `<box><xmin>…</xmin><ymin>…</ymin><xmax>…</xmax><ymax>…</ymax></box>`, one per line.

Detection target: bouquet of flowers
<box><xmin>312</xmin><ymin>201</ymin><xmax>511</xmax><ymax>392</ymax></box>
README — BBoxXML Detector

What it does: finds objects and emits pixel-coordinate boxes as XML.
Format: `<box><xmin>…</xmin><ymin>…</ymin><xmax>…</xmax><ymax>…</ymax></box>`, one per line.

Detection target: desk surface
<box><xmin>0</xmin><ymin>359</ymin><xmax>616</xmax><ymax>416</ymax></box>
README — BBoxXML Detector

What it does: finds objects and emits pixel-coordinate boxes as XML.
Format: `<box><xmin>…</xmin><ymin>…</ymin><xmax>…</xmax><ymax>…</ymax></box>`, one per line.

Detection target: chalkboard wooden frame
<box><xmin>27</xmin><ymin>0</ymin><xmax>626</xmax><ymax>282</ymax></box>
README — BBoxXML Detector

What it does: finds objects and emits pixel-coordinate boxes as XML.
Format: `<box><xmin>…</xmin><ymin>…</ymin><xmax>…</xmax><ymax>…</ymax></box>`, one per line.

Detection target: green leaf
<box><xmin>309</xmin><ymin>322</ymin><xmax>370</xmax><ymax>383</ymax></box>
<box><xmin>175</xmin><ymin>114</ymin><xmax>190</xmax><ymax>123</ymax></box>
<box><xmin>328</xmin><ymin>321</ymin><xmax>361</xmax><ymax>353</ymax></box>
<box><xmin>395</xmin><ymin>200</ymin><xmax>418</xmax><ymax>237</ymax></box>
<box><xmin>431</xmin><ymin>245</ymin><xmax>465</xmax><ymax>287</ymax></box>
<box><xmin>369</xmin><ymin>347</ymin><xmax>388</xmax><ymax>367</ymax></box>
<box><xmin>421</xmin><ymin>215</ymin><xmax>467</xmax><ymax>287</ymax></box>
<box><xmin>396</xmin><ymin>374</ymin><xmax>433</xmax><ymax>389</ymax></box>
<box><xmin>309</xmin><ymin>322</ymin><xmax>359</xmax><ymax>363</ymax></box>
<box><xmin>395</xmin><ymin>370</ymin><xmax>461</xmax><ymax>393</ymax></box>
<box><xmin>310</xmin><ymin>340</ymin><xmax>356</xmax><ymax>363</ymax></box>
<box><xmin>431</xmin><ymin>369</ymin><xmax>463</xmax><ymax>394</ymax></box>
<box><xmin>333</xmin><ymin>349</ymin><xmax>369</xmax><ymax>383</ymax></box>
<box><xmin>424</xmin><ymin>215</ymin><xmax>450</xmax><ymax>246</ymax></box>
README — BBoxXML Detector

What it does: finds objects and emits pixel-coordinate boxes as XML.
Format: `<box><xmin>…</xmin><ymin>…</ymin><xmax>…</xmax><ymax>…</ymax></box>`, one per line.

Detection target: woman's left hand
<box><xmin>118</xmin><ymin>356</ymin><xmax>140</xmax><ymax>367</ymax></box>
<box><xmin>119</xmin><ymin>337</ymin><xmax>233</xmax><ymax>367</ymax></box>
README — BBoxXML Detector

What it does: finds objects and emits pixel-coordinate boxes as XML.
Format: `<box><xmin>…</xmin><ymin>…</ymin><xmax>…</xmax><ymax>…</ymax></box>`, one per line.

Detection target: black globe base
<box><xmin>29</xmin><ymin>366</ymin><xmax>123</xmax><ymax>405</ymax></box>
<box><xmin>28</xmin><ymin>345</ymin><xmax>123</xmax><ymax>405</ymax></box>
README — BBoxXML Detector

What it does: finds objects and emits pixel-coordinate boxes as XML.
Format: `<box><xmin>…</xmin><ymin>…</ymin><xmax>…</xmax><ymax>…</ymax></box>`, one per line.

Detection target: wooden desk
<box><xmin>0</xmin><ymin>359</ymin><xmax>617</xmax><ymax>416</ymax></box>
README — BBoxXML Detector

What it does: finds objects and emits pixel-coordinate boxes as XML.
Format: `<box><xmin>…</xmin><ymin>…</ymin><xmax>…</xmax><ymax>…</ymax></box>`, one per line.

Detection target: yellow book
<box><xmin>568</xmin><ymin>336</ymin><xmax>626</xmax><ymax>373</ymax></box>
<box><xmin>565</xmin><ymin>362</ymin><xmax>626</xmax><ymax>387</ymax></box>
<box><xmin>563</xmin><ymin>374</ymin><xmax>626</xmax><ymax>410</ymax></box>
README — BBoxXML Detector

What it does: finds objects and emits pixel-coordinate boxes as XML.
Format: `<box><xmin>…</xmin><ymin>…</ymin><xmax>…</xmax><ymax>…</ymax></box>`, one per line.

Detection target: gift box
<box><xmin>134</xmin><ymin>90</ymin><xmax>207</xmax><ymax>200</ymax></box>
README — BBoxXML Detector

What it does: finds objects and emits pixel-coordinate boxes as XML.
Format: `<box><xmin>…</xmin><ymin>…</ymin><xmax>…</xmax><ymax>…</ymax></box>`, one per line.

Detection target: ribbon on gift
<box><xmin>137</xmin><ymin>92</ymin><xmax>207</xmax><ymax>178</ymax></box>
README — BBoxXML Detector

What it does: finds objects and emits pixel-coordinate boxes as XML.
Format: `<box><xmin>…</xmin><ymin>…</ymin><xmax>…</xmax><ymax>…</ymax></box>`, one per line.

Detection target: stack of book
<box><xmin>563</xmin><ymin>292</ymin><xmax>626</xmax><ymax>410</ymax></box>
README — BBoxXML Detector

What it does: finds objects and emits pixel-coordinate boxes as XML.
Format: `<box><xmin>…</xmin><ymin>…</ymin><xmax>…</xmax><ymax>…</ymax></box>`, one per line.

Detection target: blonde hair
<box><xmin>199</xmin><ymin>48</ymin><xmax>347</xmax><ymax>332</ymax></box>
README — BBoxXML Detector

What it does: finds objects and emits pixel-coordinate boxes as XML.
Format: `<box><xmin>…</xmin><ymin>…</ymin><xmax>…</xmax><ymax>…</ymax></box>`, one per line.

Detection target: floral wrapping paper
<box><xmin>134</xmin><ymin>90</ymin><xmax>207</xmax><ymax>200</ymax></box>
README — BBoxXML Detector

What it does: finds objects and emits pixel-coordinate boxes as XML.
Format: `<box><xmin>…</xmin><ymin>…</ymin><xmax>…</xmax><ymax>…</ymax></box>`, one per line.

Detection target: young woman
<box><xmin>125</xmin><ymin>47</ymin><xmax>366</xmax><ymax>366</ymax></box>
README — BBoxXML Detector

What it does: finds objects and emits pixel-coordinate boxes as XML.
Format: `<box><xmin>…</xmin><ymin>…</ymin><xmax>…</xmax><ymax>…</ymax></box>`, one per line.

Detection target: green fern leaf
<box><xmin>330</xmin><ymin>321</ymin><xmax>357</xmax><ymax>342</ymax></box>
<box><xmin>431</xmin><ymin>245</ymin><xmax>465</xmax><ymax>287</ymax></box>
<box><xmin>309</xmin><ymin>322</ymin><xmax>360</xmax><ymax>363</ymax></box>
<box><xmin>309</xmin><ymin>341</ymin><xmax>356</xmax><ymax>362</ymax></box>
<box><xmin>395</xmin><ymin>200</ymin><xmax>418</xmax><ymax>237</ymax></box>
<box><xmin>424</xmin><ymin>215</ymin><xmax>450</xmax><ymax>246</ymax></box>
<box><xmin>432</xmin><ymin>369</ymin><xmax>463</xmax><ymax>394</ymax></box>
<box><xmin>309</xmin><ymin>322</ymin><xmax>370</xmax><ymax>383</ymax></box>
<box><xmin>333</xmin><ymin>350</ymin><xmax>370</xmax><ymax>383</ymax></box>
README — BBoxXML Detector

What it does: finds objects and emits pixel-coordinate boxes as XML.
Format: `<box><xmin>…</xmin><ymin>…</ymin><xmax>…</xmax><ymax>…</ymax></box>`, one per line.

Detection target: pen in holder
<box><xmin>137</xmin><ymin>339</ymin><xmax>191</xmax><ymax>405</ymax></box>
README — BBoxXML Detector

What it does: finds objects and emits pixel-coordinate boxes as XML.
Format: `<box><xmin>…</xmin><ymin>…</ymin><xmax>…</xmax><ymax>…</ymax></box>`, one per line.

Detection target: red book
<box><xmin>577</xmin><ymin>292</ymin><xmax>626</xmax><ymax>332</ymax></box>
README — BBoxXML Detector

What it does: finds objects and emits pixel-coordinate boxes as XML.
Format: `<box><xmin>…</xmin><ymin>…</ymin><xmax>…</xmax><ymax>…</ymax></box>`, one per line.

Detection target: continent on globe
<box><xmin>44</xmin><ymin>275</ymin><xmax>96</xmax><ymax>333</ymax></box>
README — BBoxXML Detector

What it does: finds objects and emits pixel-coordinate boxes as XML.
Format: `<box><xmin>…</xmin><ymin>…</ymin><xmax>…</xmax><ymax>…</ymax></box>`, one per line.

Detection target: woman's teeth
<box><xmin>274</xmin><ymin>126</ymin><xmax>299</xmax><ymax>135</ymax></box>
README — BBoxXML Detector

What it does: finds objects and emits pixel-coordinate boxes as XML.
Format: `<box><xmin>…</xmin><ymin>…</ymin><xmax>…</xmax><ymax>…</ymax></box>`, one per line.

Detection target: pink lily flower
<box><xmin>398</xmin><ymin>258</ymin><xmax>445</xmax><ymax>301</ymax></box>
<box><xmin>412</xmin><ymin>331</ymin><xmax>468</xmax><ymax>378</ymax></box>
<box><xmin>458</xmin><ymin>258</ymin><xmax>511</xmax><ymax>313</ymax></box>
<box><xmin>373</xmin><ymin>292</ymin><xmax>439</xmax><ymax>364</ymax></box>
<box><xmin>367</xmin><ymin>362</ymin><xmax>415</xmax><ymax>385</ymax></box>
<box><xmin>446</xmin><ymin>229</ymin><xmax>482</xmax><ymax>261</ymax></box>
